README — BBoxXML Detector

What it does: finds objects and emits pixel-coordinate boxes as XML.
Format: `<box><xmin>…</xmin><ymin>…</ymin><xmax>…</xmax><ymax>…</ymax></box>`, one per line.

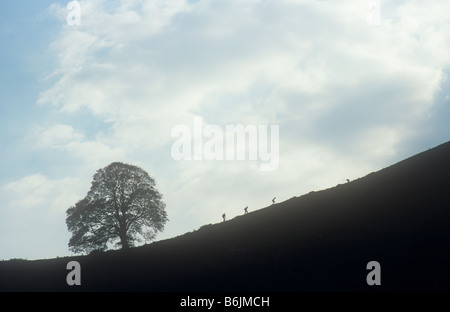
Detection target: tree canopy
<box><xmin>66</xmin><ymin>162</ymin><xmax>168</xmax><ymax>253</ymax></box>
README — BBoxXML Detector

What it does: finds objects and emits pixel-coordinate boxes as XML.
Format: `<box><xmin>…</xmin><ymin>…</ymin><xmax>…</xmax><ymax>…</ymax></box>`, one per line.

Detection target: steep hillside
<box><xmin>1</xmin><ymin>141</ymin><xmax>450</xmax><ymax>291</ymax></box>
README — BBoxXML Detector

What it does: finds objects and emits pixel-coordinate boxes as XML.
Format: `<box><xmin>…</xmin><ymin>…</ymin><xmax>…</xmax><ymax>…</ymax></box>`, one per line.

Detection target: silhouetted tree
<box><xmin>66</xmin><ymin>162</ymin><xmax>168</xmax><ymax>253</ymax></box>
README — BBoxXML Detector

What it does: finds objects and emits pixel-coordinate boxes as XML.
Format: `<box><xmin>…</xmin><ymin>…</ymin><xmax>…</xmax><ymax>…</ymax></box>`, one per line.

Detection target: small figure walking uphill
<box><xmin>272</xmin><ymin>197</ymin><xmax>276</xmax><ymax>204</ymax></box>
<box><xmin>244</xmin><ymin>206</ymin><xmax>248</xmax><ymax>214</ymax></box>
<box><xmin>222</xmin><ymin>213</ymin><xmax>226</xmax><ymax>222</ymax></box>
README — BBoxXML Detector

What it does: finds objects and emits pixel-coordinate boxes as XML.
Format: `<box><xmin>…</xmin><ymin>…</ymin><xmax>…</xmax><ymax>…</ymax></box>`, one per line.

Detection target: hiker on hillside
<box><xmin>244</xmin><ymin>206</ymin><xmax>248</xmax><ymax>214</ymax></box>
<box><xmin>222</xmin><ymin>213</ymin><xmax>226</xmax><ymax>222</ymax></box>
<box><xmin>272</xmin><ymin>197</ymin><xmax>276</xmax><ymax>204</ymax></box>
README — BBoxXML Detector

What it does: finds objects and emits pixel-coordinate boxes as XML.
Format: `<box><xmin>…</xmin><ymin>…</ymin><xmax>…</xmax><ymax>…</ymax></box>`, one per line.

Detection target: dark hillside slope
<box><xmin>1</xmin><ymin>141</ymin><xmax>450</xmax><ymax>291</ymax></box>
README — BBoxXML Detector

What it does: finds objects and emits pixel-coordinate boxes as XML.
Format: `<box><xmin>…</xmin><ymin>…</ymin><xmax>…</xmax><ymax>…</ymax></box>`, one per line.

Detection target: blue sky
<box><xmin>1</xmin><ymin>0</ymin><xmax>449</xmax><ymax>260</ymax></box>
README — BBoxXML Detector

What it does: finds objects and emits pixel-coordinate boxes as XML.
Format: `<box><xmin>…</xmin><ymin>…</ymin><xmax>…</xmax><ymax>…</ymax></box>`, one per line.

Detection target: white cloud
<box><xmin>3</xmin><ymin>174</ymin><xmax>53</xmax><ymax>210</ymax></box>
<box><xmin>37</xmin><ymin>0</ymin><xmax>450</xmax><ymax>223</ymax></box>
<box><xmin>2</xmin><ymin>174</ymin><xmax>85</xmax><ymax>212</ymax></box>
<box><xmin>33</xmin><ymin>123</ymin><xmax>126</xmax><ymax>170</ymax></box>
<box><xmin>36</xmin><ymin>123</ymin><xmax>83</xmax><ymax>148</ymax></box>
<box><xmin>0</xmin><ymin>173</ymin><xmax>86</xmax><ymax>260</ymax></box>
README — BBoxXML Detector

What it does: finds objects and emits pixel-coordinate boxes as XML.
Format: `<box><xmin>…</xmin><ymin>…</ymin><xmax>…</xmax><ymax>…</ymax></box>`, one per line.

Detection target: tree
<box><xmin>66</xmin><ymin>162</ymin><xmax>168</xmax><ymax>253</ymax></box>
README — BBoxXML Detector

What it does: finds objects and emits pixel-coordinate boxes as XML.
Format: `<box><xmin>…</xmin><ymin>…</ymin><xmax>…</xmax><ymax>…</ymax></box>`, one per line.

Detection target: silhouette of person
<box><xmin>244</xmin><ymin>206</ymin><xmax>248</xmax><ymax>214</ymax></box>
<box><xmin>222</xmin><ymin>213</ymin><xmax>226</xmax><ymax>222</ymax></box>
<box><xmin>346</xmin><ymin>179</ymin><xmax>350</xmax><ymax>183</ymax></box>
<box><xmin>272</xmin><ymin>197</ymin><xmax>276</xmax><ymax>204</ymax></box>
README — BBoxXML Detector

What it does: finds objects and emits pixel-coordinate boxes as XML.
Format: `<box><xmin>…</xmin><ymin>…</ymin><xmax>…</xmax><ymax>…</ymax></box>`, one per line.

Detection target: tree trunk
<box><xmin>119</xmin><ymin>229</ymin><xmax>129</xmax><ymax>250</ymax></box>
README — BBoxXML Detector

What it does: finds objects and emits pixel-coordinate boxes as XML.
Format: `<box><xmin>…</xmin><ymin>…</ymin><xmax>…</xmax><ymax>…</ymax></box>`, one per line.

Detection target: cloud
<box><xmin>36</xmin><ymin>123</ymin><xmax>83</xmax><ymax>148</ymax></box>
<box><xmin>2</xmin><ymin>174</ymin><xmax>85</xmax><ymax>212</ymax></box>
<box><xmin>37</xmin><ymin>0</ymin><xmax>450</xmax><ymax>227</ymax></box>
<box><xmin>3</xmin><ymin>174</ymin><xmax>53</xmax><ymax>210</ymax></box>
<box><xmin>0</xmin><ymin>173</ymin><xmax>85</xmax><ymax>260</ymax></box>
<box><xmin>33</xmin><ymin>123</ymin><xmax>126</xmax><ymax>170</ymax></box>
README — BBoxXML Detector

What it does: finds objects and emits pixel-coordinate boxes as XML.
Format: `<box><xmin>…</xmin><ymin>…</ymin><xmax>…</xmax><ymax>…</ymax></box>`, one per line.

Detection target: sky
<box><xmin>0</xmin><ymin>0</ymin><xmax>449</xmax><ymax>260</ymax></box>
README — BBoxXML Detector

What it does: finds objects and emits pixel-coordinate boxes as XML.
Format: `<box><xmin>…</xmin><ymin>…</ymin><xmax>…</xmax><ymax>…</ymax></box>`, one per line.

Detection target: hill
<box><xmin>1</xmin><ymin>141</ymin><xmax>450</xmax><ymax>292</ymax></box>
